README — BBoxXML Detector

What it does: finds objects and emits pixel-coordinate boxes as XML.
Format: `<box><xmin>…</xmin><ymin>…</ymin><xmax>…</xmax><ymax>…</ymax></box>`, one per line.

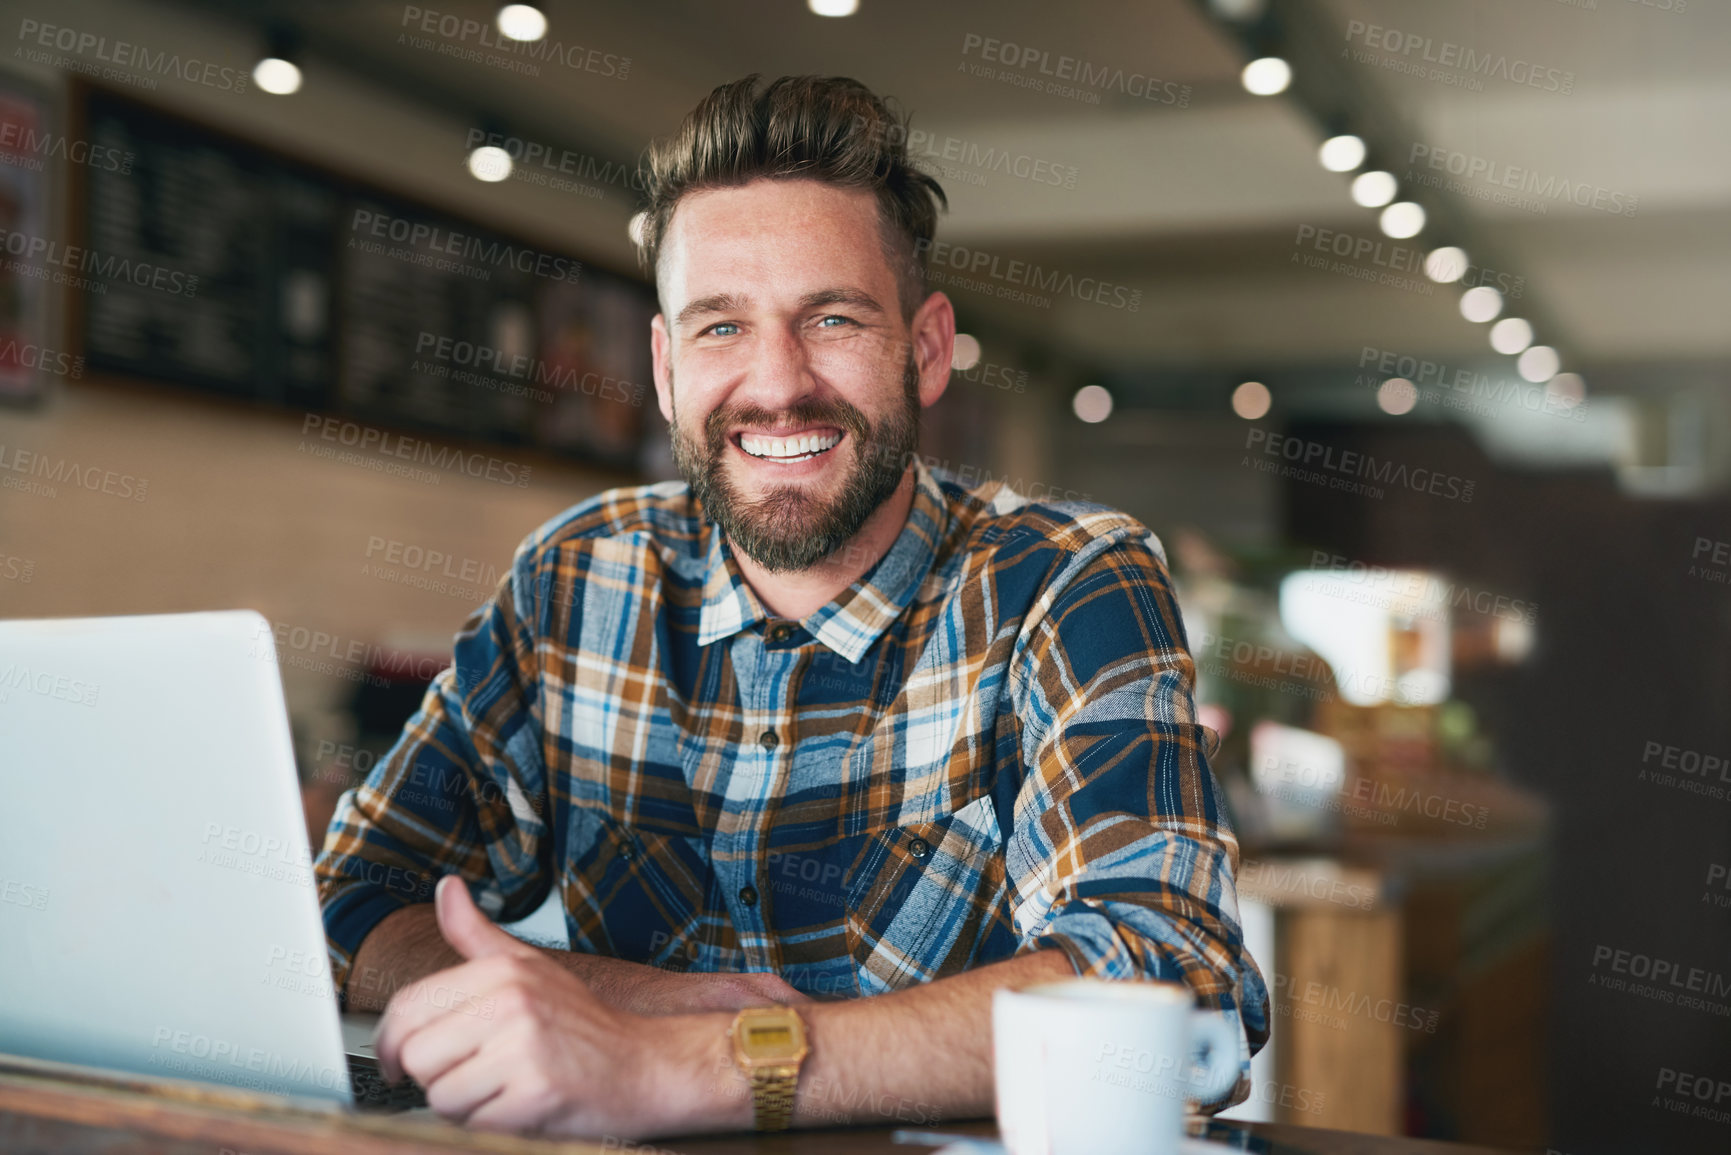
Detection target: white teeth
<box><xmin>740</xmin><ymin>432</ymin><xmax>842</xmax><ymax>460</ymax></box>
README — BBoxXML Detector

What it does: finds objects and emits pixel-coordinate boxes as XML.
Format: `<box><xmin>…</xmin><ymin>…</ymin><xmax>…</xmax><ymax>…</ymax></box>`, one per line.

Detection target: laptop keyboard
<box><xmin>346</xmin><ymin>1055</ymin><xmax>429</xmax><ymax>1112</ymax></box>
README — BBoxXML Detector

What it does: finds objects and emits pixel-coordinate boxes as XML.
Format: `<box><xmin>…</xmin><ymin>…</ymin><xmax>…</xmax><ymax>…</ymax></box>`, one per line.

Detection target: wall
<box><xmin>0</xmin><ymin>376</ymin><xmax>623</xmax><ymax>751</ymax></box>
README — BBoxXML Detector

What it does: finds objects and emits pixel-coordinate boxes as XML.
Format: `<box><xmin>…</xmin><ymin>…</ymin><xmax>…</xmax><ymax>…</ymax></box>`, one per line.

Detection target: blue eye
<box><xmin>707</xmin><ymin>322</ymin><xmax>740</xmax><ymax>337</ymax></box>
<box><xmin>817</xmin><ymin>315</ymin><xmax>852</xmax><ymax>328</ymax></box>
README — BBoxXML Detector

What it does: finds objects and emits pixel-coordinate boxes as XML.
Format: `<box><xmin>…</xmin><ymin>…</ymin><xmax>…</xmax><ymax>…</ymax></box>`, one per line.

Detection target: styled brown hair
<box><xmin>637</xmin><ymin>74</ymin><xmax>947</xmax><ymax>320</ymax></box>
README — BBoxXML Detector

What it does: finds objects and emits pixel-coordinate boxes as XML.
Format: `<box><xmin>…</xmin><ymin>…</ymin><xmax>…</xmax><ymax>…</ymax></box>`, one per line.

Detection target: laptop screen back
<box><xmin>0</xmin><ymin>610</ymin><xmax>353</xmax><ymax>1104</ymax></box>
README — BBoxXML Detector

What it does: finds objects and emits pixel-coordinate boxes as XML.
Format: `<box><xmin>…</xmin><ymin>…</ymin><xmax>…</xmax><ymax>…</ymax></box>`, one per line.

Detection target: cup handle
<box><xmin>1185</xmin><ymin>1009</ymin><xmax>1241</xmax><ymax>1104</ymax></box>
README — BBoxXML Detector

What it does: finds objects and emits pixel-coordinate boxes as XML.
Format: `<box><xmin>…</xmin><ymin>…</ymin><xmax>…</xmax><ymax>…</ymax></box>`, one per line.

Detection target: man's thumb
<box><xmin>435</xmin><ymin>875</ymin><xmax>533</xmax><ymax>961</ymax></box>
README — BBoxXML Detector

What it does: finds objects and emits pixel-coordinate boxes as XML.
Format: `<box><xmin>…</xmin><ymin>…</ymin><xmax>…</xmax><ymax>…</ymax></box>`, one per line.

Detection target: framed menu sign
<box><xmin>79</xmin><ymin>88</ymin><xmax>337</xmax><ymax>410</ymax></box>
<box><xmin>72</xmin><ymin>86</ymin><xmax>655</xmax><ymax>470</ymax></box>
<box><xmin>334</xmin><ymin>194</ymin><xmax>653</xmax><ymax>468</ymax></box>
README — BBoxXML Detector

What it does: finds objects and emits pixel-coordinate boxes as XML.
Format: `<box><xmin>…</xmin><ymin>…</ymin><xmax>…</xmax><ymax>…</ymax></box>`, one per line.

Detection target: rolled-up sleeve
<box><xmin>313</xmin><ymin>541</ymin><xmax>551</xmax><ymax>1003</ymax></box>
<box><xmin>1004</xmin><ymin>523</ymin><xmax>1270</xmax><ymax>1104</ymax></box>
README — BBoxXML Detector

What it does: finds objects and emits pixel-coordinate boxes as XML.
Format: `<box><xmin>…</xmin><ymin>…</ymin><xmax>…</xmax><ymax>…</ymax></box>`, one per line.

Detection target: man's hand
<box><xmin>373</xmin><ymin>876</ymin><xmax>743</xmax><ymax>1138</ymax></box>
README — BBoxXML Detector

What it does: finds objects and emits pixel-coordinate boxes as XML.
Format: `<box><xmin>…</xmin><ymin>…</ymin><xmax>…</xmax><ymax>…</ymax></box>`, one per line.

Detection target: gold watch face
<box><xmin>733</xmin><ymin>1008</ymin><xmax>808</xmax><ymax>1065</ymax></box>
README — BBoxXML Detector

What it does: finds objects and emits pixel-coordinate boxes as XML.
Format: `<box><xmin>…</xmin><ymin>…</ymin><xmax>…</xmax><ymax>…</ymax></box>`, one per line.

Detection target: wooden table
<box><xmin>0</xmin><ymin>1058</ymin><xmax>1526</xmax><ymax>1155</ymax></box>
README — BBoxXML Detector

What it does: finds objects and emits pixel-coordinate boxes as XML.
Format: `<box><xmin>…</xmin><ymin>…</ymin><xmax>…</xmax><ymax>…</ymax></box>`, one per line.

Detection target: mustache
<box><xmin>703</xmin><ymin>398</ymin><xmax>871</xmax><ymax>453</ymax></box>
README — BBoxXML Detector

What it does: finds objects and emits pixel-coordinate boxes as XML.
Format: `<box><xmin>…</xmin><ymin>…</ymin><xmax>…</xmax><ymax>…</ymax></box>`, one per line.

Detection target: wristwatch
<box><xmin>728</xmin><ymin>1005</ymin><xmax>809</xmax><ymax>1131</ymax></box>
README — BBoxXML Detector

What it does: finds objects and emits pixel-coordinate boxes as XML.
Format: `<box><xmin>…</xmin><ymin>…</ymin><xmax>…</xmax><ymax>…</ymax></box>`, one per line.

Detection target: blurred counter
<box><xmin>1239</xmin><ymin>800</ymin><xmax>1550</xmax><ymax>1146</ymax></box>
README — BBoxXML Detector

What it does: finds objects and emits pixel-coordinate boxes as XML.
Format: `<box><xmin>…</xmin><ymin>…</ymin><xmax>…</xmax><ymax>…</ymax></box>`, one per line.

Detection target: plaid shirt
<box><xmin>315</xmin><ymin>462</ymin><xmax>1270</xmax><ymax>1092</ymax></box>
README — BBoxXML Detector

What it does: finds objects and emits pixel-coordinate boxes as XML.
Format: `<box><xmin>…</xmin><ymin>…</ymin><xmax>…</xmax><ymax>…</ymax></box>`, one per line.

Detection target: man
<box><xmin>315</xmin><ymin>74</ymin><xmax>1269</xmax><ymax>1140</ymax></box>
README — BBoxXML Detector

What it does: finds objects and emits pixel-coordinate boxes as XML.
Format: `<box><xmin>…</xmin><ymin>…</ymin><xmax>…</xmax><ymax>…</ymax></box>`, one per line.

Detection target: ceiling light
<box><xmin>1377</xmin><ymin>378</ymin><xmax>1418</xmax><ymax>415</ymax></box>
<box><xmin>808</xmin><ymin>0</ymin><xmax>860</xmax><ymax>14</ymax></box>
<box><xmin>1351</xmin><ymin>171</ymin><xmax>1397</xmax><ymax>208</ymax></box>
<box><xmin>1232</xmin><ymin>381</ymin><xmax>1271</xmax><ymax>420</ymax></box>
<box><xmin>467</xmin><ymin>145</ymin><xmax>513</xmax><ymax>182</ymax></box>
<box><xmin>1546</xmin><ymin>372</ymin><xmax>1585</xmax><ymax>409</ymax></box>
<box><xmin>253</xmin><ymin>57</ymin><xmax>301</xmax><ymax>95</ymax></box>
<box><xmin>1459</xmin><ymin>286</ymin><xmax>1504</xmax><ymax>323</ymax></box>
<box><xmin>1517</xmin><ymin>345</ymin><xmax>1560</xmax><ymax>383</ymax></box>
<box><xmin>496</xmin><ymin>5</ymin><xmax>548</xmax><ymax>41</ymax></box>
<box><xmin>1424</xmin><ymin>246</ymin><xmax>1469</xmax><ymax>283</ymax></box>
<box><xmin>1073</xmin><ymin>385</ymin><xmax>1113</xmax><ymax>423</ymax></box>
<box><xmin>1379</xmin><ymin>202</ymin><xmax>1425</xmax><ymax>239</ymax></box>
<box><xmin>253</xmin><ymin>27</ymin><xmax>303</xmax><ymax>96</ymax></box>
<box><xmin>951</xmin><ymin>334</ymin><xmax>982</xmax><ymax>372</ymax></box>
<box><xmin>1489</xmin><ymin>318</ymin><xmax>1533</xmax><ymax>355</ymax></box>
<box><xmin>1241</xmin><ymin>57</ymin><xmax>1292</xmax><ymax>96</ymax></box>
<box><xmin>1318</xmin><ymin>134</ymin><xmax>1366</xmax><ymax>172</ymax></box>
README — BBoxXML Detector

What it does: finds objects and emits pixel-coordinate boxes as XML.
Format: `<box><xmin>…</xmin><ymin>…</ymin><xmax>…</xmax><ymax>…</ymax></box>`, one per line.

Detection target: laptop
<box><xmin>0</xmin><ymin>610</ymin><xmax>424</xmax><ymax>1112</ymax></box>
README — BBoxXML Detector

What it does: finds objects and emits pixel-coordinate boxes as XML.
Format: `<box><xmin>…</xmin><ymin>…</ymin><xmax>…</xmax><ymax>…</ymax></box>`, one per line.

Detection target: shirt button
<box><xmin>759</xmin><ymin>730</ymin><xmax>779</xmax><ymax>751</ymax></box>
<box><xmin>739</xmin><ymin>885</ymin><xmax>759</xmax><ymax>907</ymax></box>
<box><xmin>768</xmin><ymin>622</ymin><xmax>794</xmax><ymax>644</ymax></box>
<box><xmin>908</xmin><ymin>837</ymin><xmax>931</xmax><ymax>860</ymax></box>
<box><xmin>618</xmin><ymin>840</ymin><xmax>635</xmax><ymax>862</ymax></box>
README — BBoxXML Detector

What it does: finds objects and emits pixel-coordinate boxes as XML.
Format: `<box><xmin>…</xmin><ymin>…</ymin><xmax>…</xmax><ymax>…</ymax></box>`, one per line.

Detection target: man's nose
<box><xmin>734</xmin><ymin>326</ymin><xmax>819</xmax><ymax>414</ymax></box>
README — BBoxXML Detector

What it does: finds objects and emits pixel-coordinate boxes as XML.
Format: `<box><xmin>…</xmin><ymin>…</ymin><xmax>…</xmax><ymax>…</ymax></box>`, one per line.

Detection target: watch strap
<box><xmin>747</xmin><ymin>1061</ymin><xmax>799</xmax><ymax>1131</ymax></box>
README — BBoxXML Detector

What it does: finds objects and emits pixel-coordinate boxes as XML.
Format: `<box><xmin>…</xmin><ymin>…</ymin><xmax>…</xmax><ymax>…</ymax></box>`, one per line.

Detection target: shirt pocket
<box><xmin>843</xmin><ymin>793</ymin><xmax>1006</xmax><ymax>994</ymax></box>
<box><xmin>562</xmin><ymin>805</ymin><xmax>709</xmax><ymax>967</ymax></box>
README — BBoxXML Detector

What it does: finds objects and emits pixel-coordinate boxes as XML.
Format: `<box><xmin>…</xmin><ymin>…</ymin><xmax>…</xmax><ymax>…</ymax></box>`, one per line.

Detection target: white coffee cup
<box><xmin>993</xmin><ymin>978</ymin><xmax>1240</xmax><ymax>1155</ymax></box>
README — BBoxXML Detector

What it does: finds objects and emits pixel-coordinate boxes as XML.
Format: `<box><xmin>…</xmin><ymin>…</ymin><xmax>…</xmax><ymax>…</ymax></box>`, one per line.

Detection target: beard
<box><xmin>670</xmin><ymin>355</ymin><xmax>921</xmax><ymax>573</ymax></box>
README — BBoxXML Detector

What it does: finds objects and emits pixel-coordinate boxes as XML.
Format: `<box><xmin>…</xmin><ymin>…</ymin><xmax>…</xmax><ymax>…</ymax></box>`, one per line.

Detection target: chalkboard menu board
<box><xmin>82</xmin><ymin>92</ymin><xmax>337</xmax><ymax>410</ymax></box>
<box><xmin>335</xmin><ymin>193</ymin><xmax>653</xmax><ymax>466</ymax></box>
<box><xmin>77</xmin><ymin>89</ymin><xmax>653</xmax><ymax>469</ymax></box>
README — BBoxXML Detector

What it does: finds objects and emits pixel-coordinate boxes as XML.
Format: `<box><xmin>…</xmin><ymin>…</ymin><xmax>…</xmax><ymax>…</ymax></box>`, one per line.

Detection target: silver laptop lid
<box><xmin>0</xmin><ymin>610</ymin><xmax>353</xmax><ymax>1104</ymax></box>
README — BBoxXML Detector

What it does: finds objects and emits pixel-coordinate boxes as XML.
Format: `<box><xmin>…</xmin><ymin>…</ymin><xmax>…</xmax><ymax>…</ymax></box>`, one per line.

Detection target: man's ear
<box><xmin>649</xmin><ymin>314</ymin><xmax>675</xmax><ymax>425</ymax></box>
<box><xmin>909</xmin><ymin>291</ymin><xmax>956</xmax><ymax>410</ymax></box>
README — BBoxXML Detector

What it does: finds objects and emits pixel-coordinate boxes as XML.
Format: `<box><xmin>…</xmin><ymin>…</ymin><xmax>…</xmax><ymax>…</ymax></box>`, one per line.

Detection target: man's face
<box><xmin>650</xmin><ymin>179</ymin><xmax>953</xmax><ymax>572</ymax></box>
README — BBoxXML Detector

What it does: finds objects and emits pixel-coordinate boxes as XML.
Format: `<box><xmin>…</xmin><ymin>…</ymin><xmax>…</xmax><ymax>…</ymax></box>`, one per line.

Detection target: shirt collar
<box><xmin>695</xmin><ymin>460</ymin><xmax>949</xmax><ymax>663</ymax></box>
<box><xmin>696</xmin><ymin>525</ymin><xmax>766</xmax><ymax>648</ymax></box>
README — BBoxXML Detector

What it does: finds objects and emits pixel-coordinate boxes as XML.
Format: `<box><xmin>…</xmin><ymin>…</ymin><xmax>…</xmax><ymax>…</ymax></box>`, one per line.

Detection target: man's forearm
<box><xmin>343</xmin><ymin>903</ymin><xmax>675</xmax><ymax>1013</ymax></box>
<box><xmin>782</xmin><ymin>948</ymin><xmax>1077</xmax><ymax>1127</ymax></box>
<box><xmin>350</xmin><ymin>904</ymin><xmax>1079</xmax><ymax>1134</ymax></box>
<box><xmin>345</xmin><ymin>904</ymin><xmax>463</xmax><ymax>1011</ymax></box>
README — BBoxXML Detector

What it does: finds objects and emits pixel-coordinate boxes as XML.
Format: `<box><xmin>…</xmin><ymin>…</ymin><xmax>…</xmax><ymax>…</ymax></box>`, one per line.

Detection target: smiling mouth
<box><xmin>735</xmin><ymin>429</ymin><xmax>845</xmax><ymax>463</ymax></box>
